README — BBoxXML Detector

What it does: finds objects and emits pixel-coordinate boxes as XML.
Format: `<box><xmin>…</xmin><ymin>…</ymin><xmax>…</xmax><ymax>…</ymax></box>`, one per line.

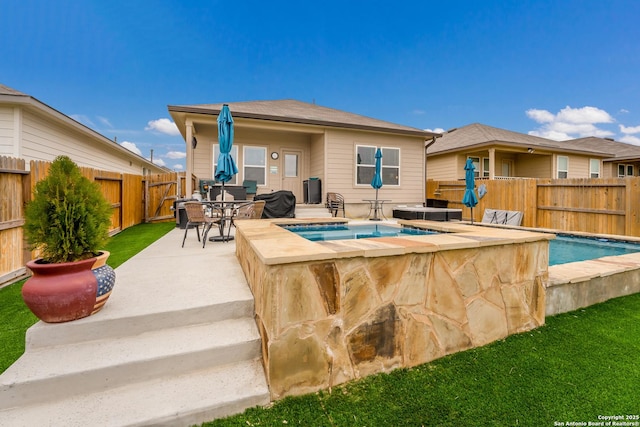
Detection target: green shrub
<box><xmin>23</xmin><ymin>155</ymin><xmax>112</xmax><ymax>263</ymax></box>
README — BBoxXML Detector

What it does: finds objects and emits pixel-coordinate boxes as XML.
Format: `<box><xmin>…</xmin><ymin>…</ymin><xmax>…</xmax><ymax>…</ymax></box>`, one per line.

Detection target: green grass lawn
<box><xmin>0</xmin><ymin>222</ymin><xmax>175</xmax><ymax>374</ymax></box>
<box><xmin>205</xmin><ymin>293</ymin><xmax>640</xmax><ymax>427</ymax></box>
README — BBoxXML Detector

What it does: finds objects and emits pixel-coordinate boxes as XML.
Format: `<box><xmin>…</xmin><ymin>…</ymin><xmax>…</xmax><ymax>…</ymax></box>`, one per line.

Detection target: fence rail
<box><xmin>427</xmin><ymin>177</ymin><xmax>640</xmax><ymax>237</ymax></box>
<box><xmin>0</xmin><ymin>156</ymin><xmax>185</xmax><ymax>287</ymax></box>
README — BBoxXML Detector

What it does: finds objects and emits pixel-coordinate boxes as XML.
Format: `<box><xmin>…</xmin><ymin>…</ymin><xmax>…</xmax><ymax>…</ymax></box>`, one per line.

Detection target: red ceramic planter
<box><xmin>22</xmin><ymin>253</ymin><xmax>114</xmax><ymax>323</ymax></box>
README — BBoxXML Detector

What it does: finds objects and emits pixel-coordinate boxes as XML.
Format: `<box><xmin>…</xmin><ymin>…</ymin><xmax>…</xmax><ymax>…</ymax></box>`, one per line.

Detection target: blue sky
<box><xmin>3</xmin><ymin>0</ymin><xmax>640</xmax><ymax>171</ymax></box>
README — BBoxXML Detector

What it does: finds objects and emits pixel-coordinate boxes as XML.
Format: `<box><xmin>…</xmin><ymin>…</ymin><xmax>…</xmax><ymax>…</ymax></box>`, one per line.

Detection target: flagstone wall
<box><xmin>235</xmin><ymin>220</ymin><xmax>549</xmax><ymax>400</ymax></box>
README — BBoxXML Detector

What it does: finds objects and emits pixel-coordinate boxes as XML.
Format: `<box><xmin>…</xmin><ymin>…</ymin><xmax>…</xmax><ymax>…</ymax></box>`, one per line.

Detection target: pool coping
<box><xmin>235</xmin><ymin>218</ymin><xmax>555</xmax><ymax>266</ymax></box>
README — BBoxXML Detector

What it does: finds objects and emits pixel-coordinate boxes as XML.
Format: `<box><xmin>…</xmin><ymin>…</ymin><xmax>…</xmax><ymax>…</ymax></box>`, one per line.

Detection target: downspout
<box><xmin>185</xmin><ymin>121</ymin><xmax>193</xmax><ymax>197</ymax></box>
<box><xmin>424</xmin><ymin>136</ymin><xmax>438</xmax><ymax>203</ymax></box>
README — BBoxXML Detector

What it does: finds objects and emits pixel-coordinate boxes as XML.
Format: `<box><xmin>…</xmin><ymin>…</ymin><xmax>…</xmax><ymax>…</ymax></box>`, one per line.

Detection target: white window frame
<box><xmin>243</xmin><ymin>146</ymin><xmax>267</xmax><ymax>186</ymax></box>
<box><xmin>589</xmin><ymin>159</ymin><xmax>600</xmax><ymax>178</ymax></box>
<box><xmin>618</xmin><ymin>164</ymin><xmax>634</xmax><ymax>177</ymax></box>
<box><xmin>381</xmin><ymin>146</ymin><xmax>400</xmax><ymax>186</ymax></box>
<box><xmin>355</xmin><ymin>145</ymin><xmax>401</xmax><ymax>186</ymax></box>
<box><xmin>468</xmin><ymin>156</ymin><xmax>489</xmax><ymax>178</ymax></box>
<box><xmin>213</xmin><ymin>144</ymin><xmax>239</xmax><ymax>185</ymax></box>
<box><xmin>557</xmin><ymin>156</ymin><xmax>568</xmax><ymax>178</ymax></box>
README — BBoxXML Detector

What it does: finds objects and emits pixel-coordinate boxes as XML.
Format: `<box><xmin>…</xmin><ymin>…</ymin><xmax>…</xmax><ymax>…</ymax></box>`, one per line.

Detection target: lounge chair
<box><xmin>182</xmin><ymin>201</ymin><xmax>222</xmax><ymax>248</ymax></box>
<box><xmin>326</xmin><ymin>192</ymin><xmax>345</xmax><ymax>217</ymax></box>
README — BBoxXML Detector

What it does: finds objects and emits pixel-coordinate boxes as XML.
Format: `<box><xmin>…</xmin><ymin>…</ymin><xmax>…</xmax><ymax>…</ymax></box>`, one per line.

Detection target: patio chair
<box><xmin>242</xmin><ymin>179</ymin><xmax>258</xmax><ymax>199</ymax></box>
<box><xmin>227</xmin><ymin>200</ymin><xmax>266</xmax><ymax>239</ymax></box>
<box><xmin>326</xmin><ymin>192</ymin><xmax>345</xmax><ymax>217</ymax></box>
<box><xmin>182</xmin><ymin>201</ymin><xmax>222</xmax><ymax>248</ymax></box>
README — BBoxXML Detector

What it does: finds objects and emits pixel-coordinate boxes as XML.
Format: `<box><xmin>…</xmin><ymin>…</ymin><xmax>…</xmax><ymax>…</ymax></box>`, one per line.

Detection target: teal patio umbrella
<box><xmin>370</xmin><ymin>148</ymin><xmax>384</xmax><ymax>220</ymax></box>
<box><xmin>463</xmin><ymin>158</ymin><xmax>479</xmax><ymax>224</ymax></box>
<box><xmin>215</xmin><ymin>104</ymin><xmax>238</xmax><ymax>201</ymax></box>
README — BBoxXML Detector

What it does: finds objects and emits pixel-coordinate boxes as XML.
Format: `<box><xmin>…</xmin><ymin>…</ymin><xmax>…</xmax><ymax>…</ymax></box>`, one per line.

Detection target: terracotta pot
<box><xmin>22</xmin><ymin>252</ymin><xmax>116</xmax><ymax>323</ymax></box>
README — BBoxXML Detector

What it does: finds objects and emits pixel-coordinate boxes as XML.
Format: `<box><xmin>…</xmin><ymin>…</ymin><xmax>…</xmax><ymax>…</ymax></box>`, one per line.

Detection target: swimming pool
<box><xmin>281</xmin><ymin>223</ymin><xmax>436</xmax><ymax>241</ymax></box>
<box><xmin>549</xmin><ymin>235</ymin><xmax>640</xmax><ymax>266</ymax></box>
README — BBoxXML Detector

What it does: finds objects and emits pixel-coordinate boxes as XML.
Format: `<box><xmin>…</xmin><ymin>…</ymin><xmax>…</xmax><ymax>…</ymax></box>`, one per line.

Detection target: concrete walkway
<box><xmin>0</xmin><ymin>227</ymin><xmax>270</xmax><ymax>426</ymax></box>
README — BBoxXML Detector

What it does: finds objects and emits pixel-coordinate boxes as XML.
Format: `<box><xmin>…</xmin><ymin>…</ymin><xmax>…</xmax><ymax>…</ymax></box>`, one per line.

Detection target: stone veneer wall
<box><xmin>236</xmin><ymin>232</ymin><xmax>547</xmax><ymax>400</ymax></box>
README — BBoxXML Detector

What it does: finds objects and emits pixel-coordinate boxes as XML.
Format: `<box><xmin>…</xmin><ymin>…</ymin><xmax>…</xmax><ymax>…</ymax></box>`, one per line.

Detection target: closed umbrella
<box><xmin>371</xmin><ymin>148</ymin><xmax>383</xmax><ymax>220</ymax></box>
<box><xmin>463</xmin><ymin>158</ymin><xmax>479</xmax><ymax>224</ymax></box>
<box><xmin>215</xmin><ymin>104</ymin><xmax>238</xmax><ymax>201</ymax></box>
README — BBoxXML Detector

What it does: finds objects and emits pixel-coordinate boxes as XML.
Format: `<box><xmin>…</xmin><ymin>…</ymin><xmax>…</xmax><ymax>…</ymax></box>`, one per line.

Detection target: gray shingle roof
<box><xmin>0</xmin><ymin>83</ymin><xmax>29</xmax><ymax>97</ymax></box>
<box><xmin>169</xmin><ymin>99</ymin><xmax>436</xmax><ymax>138</ymax></box>
<box><xmin>427</xmin><ymin>123</ymin><xmax>640</xmax><ymax>158</ymax></box>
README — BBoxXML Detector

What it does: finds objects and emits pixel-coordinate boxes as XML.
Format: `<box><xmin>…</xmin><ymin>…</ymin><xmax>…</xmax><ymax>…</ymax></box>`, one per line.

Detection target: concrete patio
<box><xmin>0</xmin><ymin>227</ymin><xmax>269</xmax><ymax>427</ymax></box>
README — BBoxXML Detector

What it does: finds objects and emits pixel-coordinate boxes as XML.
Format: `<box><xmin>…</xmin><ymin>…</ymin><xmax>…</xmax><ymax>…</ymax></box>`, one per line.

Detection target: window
<box><xmin>482</xmin><ymin>158</ymin><xmax>490</xmax><ymax>177</ymax></box>
<box><xmin>356</xmin><ymin>145</ymin><xmax>400</xmax><ymax>186</ymax></box>
<box><xmin>468</xmin><ymin>156</ymin><xmax>490</xmax><ymax>178</ymax></box>
<box><xmin>243</xmin><ymin>146</ymin><xmax>266</xmax><ymax>185</ymax></box>
<box><xmin>213</xmin><ymin>144</ymin><xmax>238</xmax><ymax>185</ymax></box>
<box><xmin>589</xmin><ymin>159</ymin><xmax>600</xmax><ymax>178</ymax></box>
<box><xmin>381</xmin><ymin>147</ymin><xmax>400</xmax><ymax>185</ymax></box>
<box><xmin>469</xmin><ymin>157</ymin><xmax>481</xmax><ymax>178</ymax></box>
<box><xmin>557</xmin><ymin>156</ymin><xmax>568</xmax><ymax>178</ymax></box>
<box><xmin>618</xmin><ymin>164</ymin><xmax>634</xmax><ymax>177</ymax></box>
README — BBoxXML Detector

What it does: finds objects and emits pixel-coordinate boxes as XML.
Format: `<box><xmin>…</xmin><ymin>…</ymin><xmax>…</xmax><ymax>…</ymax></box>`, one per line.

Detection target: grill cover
<box><xmin>254</xmin><ymin>190</ymin><xmax>296</xmax><ymax>218</ymax></box>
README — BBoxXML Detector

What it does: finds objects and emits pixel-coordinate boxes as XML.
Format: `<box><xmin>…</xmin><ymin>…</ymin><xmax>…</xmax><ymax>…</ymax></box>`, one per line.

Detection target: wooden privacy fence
<box><xmin>0</xmin><ymin>156</ymin><xmax>186</xmax><ymax>287</ymax></box>
<box><xmin>427</xmin><ymin>177</ymin><xmax>640</xmax><ymax>237</ymax></box>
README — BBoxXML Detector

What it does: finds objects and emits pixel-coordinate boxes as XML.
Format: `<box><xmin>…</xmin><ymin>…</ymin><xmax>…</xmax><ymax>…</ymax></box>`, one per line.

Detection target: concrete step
<box><xmin>296</xmin><ymin>205</ymin><xmax>332</xmax><ymax>218</ymax></box>
<box><xmin>0</xmin><ymin>359</ymin><xmax>269</xmax><ymax>427</ymax></box>
<box><xmin>24</xmin><ymin>297</ymin><xmax>255</xmax><ymax>349</ymax></box>
<box><xmin>0</xmin><ymin>317</ymin><xmax>262</xmax><ymax>410</ymax></box>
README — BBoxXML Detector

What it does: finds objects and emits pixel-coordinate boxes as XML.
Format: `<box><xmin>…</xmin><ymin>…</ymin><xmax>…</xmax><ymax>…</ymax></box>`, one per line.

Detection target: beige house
<box><xmin>427</xmin><ymin>123</ymin><xmax>640</xmax><ymax>180</ymax></box>
<box><xmin>168</xmin><ymin>100</ymin><xmax>439</xmax><ymax>214</ymax></box>
<box><xmin>0</xmin><ymin>84</ymin><xmax>165</xmax><ymax>174</ymax></box>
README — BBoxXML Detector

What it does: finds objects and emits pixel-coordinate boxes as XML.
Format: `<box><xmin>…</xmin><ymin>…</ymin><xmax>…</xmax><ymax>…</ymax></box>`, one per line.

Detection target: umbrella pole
<box><xmin>471</xmin><ymin>207</ymin><xmax>474</xmax><ymax>224</ymax></box>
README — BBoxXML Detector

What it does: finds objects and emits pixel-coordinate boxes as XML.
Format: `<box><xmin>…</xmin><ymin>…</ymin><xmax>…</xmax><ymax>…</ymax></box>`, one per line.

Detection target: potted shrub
<box><xmin>21</xmin><ymin>155</ymin><xmax>116</xmax><ymax>323</ymax></box>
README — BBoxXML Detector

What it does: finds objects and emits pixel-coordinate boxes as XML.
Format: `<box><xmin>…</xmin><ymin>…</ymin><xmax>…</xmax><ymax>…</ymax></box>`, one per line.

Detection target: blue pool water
<box><xmin>281</xmin><ymin>223</ymin><xmax>436</xmax><ymax>241</ymax></box>
<box><xmin>283</xmin><ymin>224</ymin><xmax>640</xmax><ymax>265</ymax></box>
<box><xmin>549</xmin><ymin>235</ymin><xmax>640</xmax><ymax>266</ymax></box>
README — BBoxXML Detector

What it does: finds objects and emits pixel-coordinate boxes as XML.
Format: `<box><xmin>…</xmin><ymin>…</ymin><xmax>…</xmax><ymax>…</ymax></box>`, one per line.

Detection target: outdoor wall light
<box><xmin>527</xmin><ymin>147</ymin><xmax>535</xmax><ymax>153</ymax></box>
<box><xmin>192</xmin><ymin>137</ymin><xmax>198</xmax><ymax>149</ymax></box>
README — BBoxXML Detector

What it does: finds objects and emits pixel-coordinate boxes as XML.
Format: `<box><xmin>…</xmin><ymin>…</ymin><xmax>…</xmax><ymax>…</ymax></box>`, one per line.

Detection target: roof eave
<box><xmin>1</xmin><ymin>94</ymin><xmax>163</xmax><ymax>171</ymax></box>
<box><xmin>168</xmin><ymin>105</ymin><xmax>437</xmax><ymax>139</ymax></box>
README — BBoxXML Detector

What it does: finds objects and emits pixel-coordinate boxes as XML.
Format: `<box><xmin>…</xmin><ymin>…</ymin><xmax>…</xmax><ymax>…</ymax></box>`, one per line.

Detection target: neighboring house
<box><xmin>426</xmin><ymin>123</ymin><xmax>640</xmax><ymax>180</ymax></box>
<box><xmin>0</xmin><ymin>83</ymin><xmax>166</xmax><ymax>174</ymax></box>
<box><xmin>168</xmin><ymin>100</ymin><xmax>439</xmax><ymax>209</ymax></box>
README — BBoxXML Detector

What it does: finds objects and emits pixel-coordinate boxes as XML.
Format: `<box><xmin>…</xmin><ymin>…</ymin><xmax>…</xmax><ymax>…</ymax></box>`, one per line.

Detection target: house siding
<box><xmin>17</xmin><ymin>109</ymin><xmax>159</xmax><ymax>174</ymax></box>
<box><xmin>325</xmin><ymin>129</ymin><xmax>425</xmax><ymax>205</ymax></box>
<box><xmin>517</xmin><ymin>154</ymin><xmax>552</xmax><ymax>178</ymax></box>
<box><xmin>0</xmin><ymin>106</ymin><xmax>16</xmax><ymax>156</ymax></box>
<box><xmin>426</xmin><ymin>155</ymin><xmax>458</xmax><ymax>180</ymax></box>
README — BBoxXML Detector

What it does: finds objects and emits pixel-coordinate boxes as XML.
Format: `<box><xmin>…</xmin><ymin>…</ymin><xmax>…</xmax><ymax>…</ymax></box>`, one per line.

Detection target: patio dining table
<box><xmin>202</xmin><ymin>200</ymin><xmax>251</xmax><ymax>242</ymax></box>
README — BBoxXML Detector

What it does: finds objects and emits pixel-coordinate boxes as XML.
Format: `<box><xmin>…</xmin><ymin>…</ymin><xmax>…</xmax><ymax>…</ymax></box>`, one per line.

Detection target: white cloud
<box><xmin>526</xmin><ymin>106</ymin><xmax>615</xmax><ymax>141</ymax></box>
<box><xmin>173</xmin><ymin>164</ymin><xmax>184</xmax><ymax>170</ymax></box>
<box><xmin>620</xmin><ymin>135</ymin><xmax>640</xmax><ymax>145</ymax></box>
<box><xmin>556</xmin><ymin>106</ymin><xmax>613</xmax><ymax>124</ymax></box>
<box><xmin>526</xmin><ymin>109</ymin><xmax>555</xmax><ymax>124</ymax></box>
<box><xmin>97</xmin><ymin>116</ymin><xmax>113</xmax><ymax>128</ymax></box>
<box><xmin>145</xmin><ymin>118</ymin><xmax>180</xmax><ymax>136</ymax></box>
<box><xmin>619</xmin><ymin>109</ymin><xmax>629</xmax><ymax>114</ymax></box>
<box><xmin>71</xmin><ymin>114</ymin><xmax>95</xmax><ymax>127</ymax></box>
<box><xmin>152</xmin><ymin>158</ymin><xmax>166</xmax><ymax>167</ymax></box>
<box><xmin>120</xmin><ymin>141</ymin><xmax>142</xmax><ymax>156</ymax></box>
<box><xmin>165</xmin><ymin>151</ymin><xmax>186</xmax><ymax>159</ymax></box>
<box><xmin>620</xmin><ymin>124</ymin><xmax>640</xmax><ymax>134</ymax></box>
<box><xmin>425</xmin><ymin>127</ymin><xmax>445</xmax><ymax>133</ymax></box>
